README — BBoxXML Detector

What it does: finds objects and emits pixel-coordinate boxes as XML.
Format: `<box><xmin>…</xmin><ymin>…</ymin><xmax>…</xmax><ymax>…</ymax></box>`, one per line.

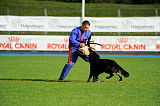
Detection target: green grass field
<box><xmin>0</xmin><ymin>56</ymin><xmax>160</xmax><ymax>106</ymax></box>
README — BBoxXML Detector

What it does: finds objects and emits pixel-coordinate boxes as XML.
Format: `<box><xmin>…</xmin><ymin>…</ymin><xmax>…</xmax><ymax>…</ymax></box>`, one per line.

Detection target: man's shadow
<box><xmin>0</xmin><ymin>78</ymin><xmax>70</xmax><ymax>82</ymax></box>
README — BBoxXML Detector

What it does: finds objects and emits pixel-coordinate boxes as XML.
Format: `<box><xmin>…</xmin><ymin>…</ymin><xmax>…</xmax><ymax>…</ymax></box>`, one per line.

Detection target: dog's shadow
<box><xmin>0</xmin><ymin>78</ymin><xmax>71</xmax><ymax>82</ymax></box>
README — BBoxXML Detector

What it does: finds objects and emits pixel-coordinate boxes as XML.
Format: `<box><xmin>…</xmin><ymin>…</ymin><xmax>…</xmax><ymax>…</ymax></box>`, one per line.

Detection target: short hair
<box><xmin>82</xmin><ymin>20</ymin><xmax>90</xmax><ymax>26</ymax></box>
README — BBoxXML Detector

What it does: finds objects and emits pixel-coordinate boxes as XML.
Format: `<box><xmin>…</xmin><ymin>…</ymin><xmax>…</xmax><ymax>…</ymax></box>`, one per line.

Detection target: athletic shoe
<box><xmin>57</xmin><ymin>78</ymin><xmax>64</xmax><ymax>82</ymax></box>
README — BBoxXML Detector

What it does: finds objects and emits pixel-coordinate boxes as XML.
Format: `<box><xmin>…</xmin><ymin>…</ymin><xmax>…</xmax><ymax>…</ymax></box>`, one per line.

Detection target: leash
<box><xmin>87</xmin><ymin>42</ymin><xmax>102</xmax><ymax>46</ymax></box>
<box><xmin>79</xmin><ymin>42</ymin><xmax>102</xmax><ymax>56</ymax></box>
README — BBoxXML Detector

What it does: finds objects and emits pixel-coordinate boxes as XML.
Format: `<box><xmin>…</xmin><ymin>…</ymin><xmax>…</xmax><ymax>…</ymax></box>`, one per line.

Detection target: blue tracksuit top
<box><xmin>69</xmin><ymin>26</ymin><xmax>92</xmax><ymax>48</ymax></box>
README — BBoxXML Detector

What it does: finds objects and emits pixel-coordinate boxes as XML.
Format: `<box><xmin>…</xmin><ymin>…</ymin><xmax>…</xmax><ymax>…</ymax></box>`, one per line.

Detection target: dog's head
<box><xmin>78</xmin><ymin>44</ymin><xmax>96</xmax><ymax>56</ymax></box>
<box><xmin>78</xmin><ymin>46</ymin><xmax>90</xmax><ymax>56</ymax></box>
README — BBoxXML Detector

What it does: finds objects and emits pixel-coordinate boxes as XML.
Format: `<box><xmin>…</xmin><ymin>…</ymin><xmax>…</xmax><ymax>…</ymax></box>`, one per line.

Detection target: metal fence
<box><xmin>0</xmin><ymin>7</ymin><xmax>160</xmax><ymax>36</ymax></box>
<box><xmin>0</xmin><ymin>7</ymin><xmax>160</xmax><ymax>17</ymax></box>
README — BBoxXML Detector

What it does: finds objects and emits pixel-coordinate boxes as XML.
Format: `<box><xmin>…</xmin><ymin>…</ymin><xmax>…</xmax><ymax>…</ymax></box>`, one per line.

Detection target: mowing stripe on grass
<box><xmin>0</xmin><ymin>53</ymin><xmax>160</xmax><ymax>57</ymax></box>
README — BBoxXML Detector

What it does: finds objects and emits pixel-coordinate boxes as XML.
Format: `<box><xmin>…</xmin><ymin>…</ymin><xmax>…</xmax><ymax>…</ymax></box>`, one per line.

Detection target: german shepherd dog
<box><xmin>87</xmin><ymin>48</ymin><xmax>129</xmax><ymax>82</ymax></box>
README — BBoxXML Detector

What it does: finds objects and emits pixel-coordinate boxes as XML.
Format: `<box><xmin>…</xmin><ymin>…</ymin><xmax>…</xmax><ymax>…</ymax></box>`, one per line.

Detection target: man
<box><xmin>58</xmin><ymin>20</ymin><xmax>92</xmax><ymax>81</ymax></box>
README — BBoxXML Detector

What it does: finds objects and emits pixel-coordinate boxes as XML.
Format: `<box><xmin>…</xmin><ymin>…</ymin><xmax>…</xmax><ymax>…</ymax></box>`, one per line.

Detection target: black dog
<box><xmin>87</xmin><ymin>48</ymin><xmax>129</xmax><ymax>82</ymax></box>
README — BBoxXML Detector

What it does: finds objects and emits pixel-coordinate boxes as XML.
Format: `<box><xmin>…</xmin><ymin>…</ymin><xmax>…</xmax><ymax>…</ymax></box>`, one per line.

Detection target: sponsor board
<box><xmin>0</xmin><ymin>35</ymin><xmax>160</xmax><ymax>51</ymax></box>
<box><xmin>94</xmin><ymin>36</ymin><xmax>160</xmax><ymax>51</ymax></box>
<box><xmin>0</xmin><ymin>35</ymin><xmax>69</xmax><ymax>51</ymax></box>
<box><xmin>0</xmin><ymin>16</ymin><xmax>160</xmax><ymax>32</ymax></box>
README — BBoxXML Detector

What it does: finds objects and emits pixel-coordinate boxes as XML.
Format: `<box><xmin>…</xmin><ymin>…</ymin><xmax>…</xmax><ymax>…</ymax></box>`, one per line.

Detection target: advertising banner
<box><xmin>85</xmin><ymin>17</ymin><xmax>160</xmax><ymax>32</ymax></box>
<box><xmin>0</xmin><ymin>16</ymin><xmax>160</xmax><ymax>32</ymax></box>
<box><xmin>0</xmin><ymin>35</ymin><xmax>69</xmax><ymax>51</ymax></box>
<box><xmin>0</xmin><ymin>16</ymin><xmax>81</xmax><ymax>32</ymax></box>
<box><xmin>0</xmin><ymin>35</ymin><xmax>160</xmax><ymax>51</ymax></box>
<box><xmin>94</xmin><ymin>36</ymin><xmax>160</xmax><ymax>51</ymax></box>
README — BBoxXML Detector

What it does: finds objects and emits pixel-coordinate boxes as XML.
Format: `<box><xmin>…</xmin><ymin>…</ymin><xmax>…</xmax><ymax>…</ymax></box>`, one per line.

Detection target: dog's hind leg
<box><xmin>116</xmin><ymin>73</ymin><xmax>122</xmax><ymax>81</ymax></box>
<box><xmin>106</xmin><ymin>73</ymin><xmax>114</xmax><ymax>79</ymax></box>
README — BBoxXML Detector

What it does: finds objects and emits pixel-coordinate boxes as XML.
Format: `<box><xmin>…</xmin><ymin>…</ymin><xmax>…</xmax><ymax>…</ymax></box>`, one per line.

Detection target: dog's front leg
<box><xmin>87</xmin><ymin>71</ymin><xmax>93</xmax><ymax>82</ymax></box>
<box><xmin>87</xmin><ymin>66</ymin><xmax>94</xmax><ymax>82</ymax></box>
<box><xmin>93</xmin><ymin>76</ymin><xmax>97</xmax><ymax>82</ymax></box>
<box><xmin>92</xmin><ymin>75</ymin><xmax>98</xmax><ymax>82</ymax></box>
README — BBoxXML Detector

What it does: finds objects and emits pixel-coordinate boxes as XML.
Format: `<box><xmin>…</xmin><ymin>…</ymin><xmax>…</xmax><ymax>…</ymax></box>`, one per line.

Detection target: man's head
<box><xmin>81</xmin><ymin>20</ymin><xmax>90</xmax><ymax>32</ymax></box>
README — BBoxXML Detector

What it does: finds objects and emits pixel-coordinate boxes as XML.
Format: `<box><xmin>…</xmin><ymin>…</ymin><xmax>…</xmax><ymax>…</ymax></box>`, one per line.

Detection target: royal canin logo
<box><xmin>117</xmin><ymin>38</ymin><xmax>128</xmax><ymax>43</ymax></box>
<box><xmin>64</xmin><ymin>37</ymin><xmax>69</xmax><ymax>42</ymax></box>
<box><xmin>8</xmin><ymin>37</ymin><xmax>20</xmax><ymax>42</ymax></box>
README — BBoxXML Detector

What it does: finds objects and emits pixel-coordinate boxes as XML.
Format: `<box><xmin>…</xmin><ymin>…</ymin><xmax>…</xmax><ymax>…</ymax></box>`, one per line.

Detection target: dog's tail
<box><xmin>117</xmin><ymin>65</ymin><xmax>129</xmax><ymax>77</ymax></box>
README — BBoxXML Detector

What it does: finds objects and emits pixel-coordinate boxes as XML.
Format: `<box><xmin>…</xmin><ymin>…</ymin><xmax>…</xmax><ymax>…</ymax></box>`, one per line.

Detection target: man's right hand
<box><xmin>80</xmin><ymin>43</ymin><xmax>85</xmax><ymax>47</ymax></box>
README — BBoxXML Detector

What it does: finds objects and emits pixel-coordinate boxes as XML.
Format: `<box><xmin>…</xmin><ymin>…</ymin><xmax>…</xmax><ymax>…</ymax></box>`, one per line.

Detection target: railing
<box><xmin>0</xmin><ymin>7</ymin><xmax>159</xmax><ymax>17</ymax></box>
